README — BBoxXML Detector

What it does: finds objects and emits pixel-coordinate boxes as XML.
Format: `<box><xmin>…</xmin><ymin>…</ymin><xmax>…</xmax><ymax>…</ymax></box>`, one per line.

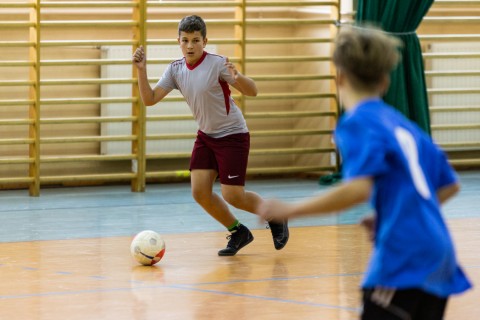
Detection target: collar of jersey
<box><xmin>352</xmin><ymin>97</ymin><xmax>382</xmax><ymax>112</ymax></box>
<box><xmin>186</xmin><ymin>51</ymin><xmax>207</xmax><ymax>70</ymax></box>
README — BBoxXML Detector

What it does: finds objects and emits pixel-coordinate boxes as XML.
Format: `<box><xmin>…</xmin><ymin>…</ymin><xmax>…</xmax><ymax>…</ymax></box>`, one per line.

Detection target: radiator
<box><xmin>100</xmin><ymin>45</ymin><xmax>216</xmax><ymax>155</ymax></box>
<box><xmin>428</xmin><ymin>42</ymin><xmax>480</xmax><ymax>149</ymax></box>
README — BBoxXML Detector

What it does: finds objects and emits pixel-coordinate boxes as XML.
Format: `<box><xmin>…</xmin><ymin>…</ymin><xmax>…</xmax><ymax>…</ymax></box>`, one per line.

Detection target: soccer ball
<box><xmin>130</xmin><ymin>230</ymin><xmax>166</xmax><ymax>266</ymax></box>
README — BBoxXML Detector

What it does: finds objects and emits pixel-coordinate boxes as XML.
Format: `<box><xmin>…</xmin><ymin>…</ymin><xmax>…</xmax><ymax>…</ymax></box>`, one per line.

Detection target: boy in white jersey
<box><xmin>259</xmin><ymin>26</ymin><xmax>471</xmax><ymax>319</ymax></box>
<box><xmin>133</xmin><ymin>15</ymin><xmax>289</xmax><ymax>256</ymax></box>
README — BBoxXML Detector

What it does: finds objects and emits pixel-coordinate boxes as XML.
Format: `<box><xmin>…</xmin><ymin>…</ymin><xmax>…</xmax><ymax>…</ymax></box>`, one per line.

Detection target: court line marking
<box><xmin>191</xmin><ymin>272</ymin><xmax>365</xmax><ymax>286</ymax></box>
<box><xmin>168</xmin><ymin>284</ymin><xmax>361</xmax><ymax>313</ymax></box>
<box><xmin>0</xmin><ymin>282</ymin><xmax>361</xmax><ymax>314</ymax></box>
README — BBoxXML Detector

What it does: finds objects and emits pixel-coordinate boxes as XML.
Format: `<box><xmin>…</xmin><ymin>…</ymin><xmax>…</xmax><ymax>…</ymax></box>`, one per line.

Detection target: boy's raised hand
<box><xmin>133</xmin><ymin>45</ymin><xmax>146</xmax><ymax>69</ymax></box>
<box><xmin>225</xmin><ymin>57</ymin><xmax>239</xmax><ymax>80</ymax></box>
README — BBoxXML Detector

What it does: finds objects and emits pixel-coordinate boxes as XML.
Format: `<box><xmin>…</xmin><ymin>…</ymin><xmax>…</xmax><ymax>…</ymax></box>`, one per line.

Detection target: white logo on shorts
<box><xmin>228</xmin><ymin>175</ymin><xmax>239</xmax><ymax>179</ymax></box>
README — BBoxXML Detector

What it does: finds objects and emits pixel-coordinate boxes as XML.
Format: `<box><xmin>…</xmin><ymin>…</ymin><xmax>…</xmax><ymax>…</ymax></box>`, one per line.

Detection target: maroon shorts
<box><xmin>190</xmin><ymin>131</ymin><xmax>250</xmax><ymax>186</ymax></box>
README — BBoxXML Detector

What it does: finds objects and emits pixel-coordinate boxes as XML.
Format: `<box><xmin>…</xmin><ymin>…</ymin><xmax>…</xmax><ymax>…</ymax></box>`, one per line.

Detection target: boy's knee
<box><xmin>222</xmin><ymin>190</ymin><xmax>244</xmax><ymax>208</ymax></box>
<box><xmin>192</xmin><ymin>188</ymin><xmax>210</xmax><ymax>205</ymax></box>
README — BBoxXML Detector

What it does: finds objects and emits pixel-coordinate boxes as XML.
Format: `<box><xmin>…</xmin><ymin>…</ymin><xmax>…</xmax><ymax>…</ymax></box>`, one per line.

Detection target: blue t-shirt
<box><xmin>334</xmin><ymin>98</ymin><xmax>471</xmax><ymax>297</ymax></box>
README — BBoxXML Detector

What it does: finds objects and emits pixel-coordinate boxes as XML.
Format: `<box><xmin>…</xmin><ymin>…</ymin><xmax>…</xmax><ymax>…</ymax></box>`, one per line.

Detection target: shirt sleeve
<box><xmin>335</xmin><ymin>117</ymin><xmax>390</xmax><ymax>181</ymax></box>
<box><xmin>430</xmin><ymin>143</ymin><xmax>458</xmax><ymax>190</ymax></box>
<box><xmin>155</xmin><ymin>63</ymin><xmax>177</xmax><ymax>91</ymax></box>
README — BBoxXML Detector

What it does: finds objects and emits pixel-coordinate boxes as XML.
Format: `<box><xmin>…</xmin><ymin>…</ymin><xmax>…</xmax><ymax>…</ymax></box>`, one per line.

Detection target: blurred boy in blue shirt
<box><xmin>259</xmin><ymin>26</ymin><xmax>471</xmax><ymax>320</ymax></box>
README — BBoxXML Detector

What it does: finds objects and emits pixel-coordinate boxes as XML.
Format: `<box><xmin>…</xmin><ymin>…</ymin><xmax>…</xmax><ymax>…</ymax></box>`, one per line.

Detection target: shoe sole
<box><xmin>218</xmin><ymin>234</ymin><xmax>254</xmax><ymax>256</ymax></box>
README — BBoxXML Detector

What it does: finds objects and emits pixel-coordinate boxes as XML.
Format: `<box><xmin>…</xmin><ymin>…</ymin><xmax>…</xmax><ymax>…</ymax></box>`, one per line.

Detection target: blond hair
<box><xmin>333</xmin><ymin>26</ymin><xmax>401</xmax><ymax>92</ymax></box>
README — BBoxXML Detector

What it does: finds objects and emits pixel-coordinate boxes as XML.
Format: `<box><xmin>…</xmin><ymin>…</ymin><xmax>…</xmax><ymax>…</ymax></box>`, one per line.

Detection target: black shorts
<box><xmin>362</xmin><ymin>288</ymin><xmax>448</xmax><ymax>320</ymax></box>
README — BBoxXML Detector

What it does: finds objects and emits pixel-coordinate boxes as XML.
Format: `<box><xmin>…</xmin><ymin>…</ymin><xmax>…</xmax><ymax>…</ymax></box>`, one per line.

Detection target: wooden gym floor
<box><xmin>0</xmin><ymin>172</ymin><xmax>479</xmax><ymax>319</ymax></box>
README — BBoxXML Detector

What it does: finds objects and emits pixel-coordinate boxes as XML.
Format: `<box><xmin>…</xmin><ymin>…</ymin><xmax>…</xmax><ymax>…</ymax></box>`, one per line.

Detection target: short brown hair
<box><xmin>178</xmin><ymin>15</ymin><xmax>207</xmax><ymax>38</ymax></box>
<box><xmin>333</xmin><ymin>25</ymin><xmax>401</xmax><ymax>91</ymax></box>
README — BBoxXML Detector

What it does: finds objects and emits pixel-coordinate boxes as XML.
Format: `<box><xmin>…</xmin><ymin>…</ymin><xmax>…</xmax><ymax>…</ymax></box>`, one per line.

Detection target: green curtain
<box><xmin>356</xmin><ymin>0</ymin><xmax>434</xmax><ymax>134</ymax></box>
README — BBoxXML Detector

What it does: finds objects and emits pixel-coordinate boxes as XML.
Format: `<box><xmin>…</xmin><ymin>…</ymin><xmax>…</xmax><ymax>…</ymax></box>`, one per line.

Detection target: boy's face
<box><xmin>178</xmin><ymin>31</ymin><xmax>207</xmax><ymax>65</ymax></box>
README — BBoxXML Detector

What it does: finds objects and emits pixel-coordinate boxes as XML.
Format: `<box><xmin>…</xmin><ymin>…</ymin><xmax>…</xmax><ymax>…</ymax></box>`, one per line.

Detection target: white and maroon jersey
<box><xmin>155</xmin><ymin>51</ymin><xmax>248</xmax><ymax>138</ymax></box>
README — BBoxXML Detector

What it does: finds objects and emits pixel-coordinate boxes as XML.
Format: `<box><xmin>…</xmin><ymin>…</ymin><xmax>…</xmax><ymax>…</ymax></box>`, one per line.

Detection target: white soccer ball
<box><xmin>130</xmin><ymin>230</ymin><xmax>166</xmax><ymax>266</ymax></box>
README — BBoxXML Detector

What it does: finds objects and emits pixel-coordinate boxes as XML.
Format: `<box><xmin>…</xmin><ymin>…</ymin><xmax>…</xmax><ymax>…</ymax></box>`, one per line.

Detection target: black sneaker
<box><xmin>218</xmin><ymin>224</ymin><xmax>254</xmax><ymax>256</ymax></box>
<box><xmin>267</xmin><ymin>220</ymin><xmax>289</xmax><ymax>250</ymax></box>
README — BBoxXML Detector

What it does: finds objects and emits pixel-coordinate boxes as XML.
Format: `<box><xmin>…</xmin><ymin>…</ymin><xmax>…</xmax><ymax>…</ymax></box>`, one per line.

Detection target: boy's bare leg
<box><xmin>220</xmin><ymin>184</ymin><xmax>263</xmax><ymax>214</ymax></box>
<box><xmin>221</xmin><ymin>184</ymin><xmax>289</xmax><ymax>250</ymax></box>
<box><xmin>190</xmin><ymin>169</ymin><xmax>237</xmax><ymax>228</ymax></box>
<box><xmin>191</xmin><ymin>170</ymin><xmax>254</xmax><ymax>256</ymax></box>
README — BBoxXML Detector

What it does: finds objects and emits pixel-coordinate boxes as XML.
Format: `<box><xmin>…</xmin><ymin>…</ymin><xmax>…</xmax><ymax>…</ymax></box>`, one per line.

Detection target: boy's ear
<box><xmin>177</xmin><ymin>37</ymin><xmax>180</xmax><ymax>44</ymax></box>
<box><xmin>203</xmin><ymin>37</ymin><xmax>208</xmax><ymax>47</ymax></box>
<box><xmin>380</xmin><ymin>75</ymin><xmax>391</xmax><ymax>95</ymax></box>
